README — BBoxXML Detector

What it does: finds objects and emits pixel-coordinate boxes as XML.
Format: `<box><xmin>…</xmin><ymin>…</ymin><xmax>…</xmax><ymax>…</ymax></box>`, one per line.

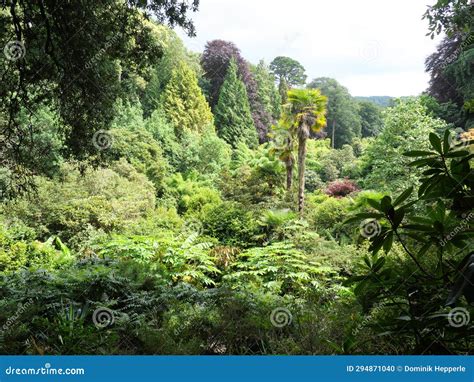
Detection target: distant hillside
<box><xmin>354</xmin><ymin>96</ymin><xmax>394</xmax><ymax>107</ymax></box>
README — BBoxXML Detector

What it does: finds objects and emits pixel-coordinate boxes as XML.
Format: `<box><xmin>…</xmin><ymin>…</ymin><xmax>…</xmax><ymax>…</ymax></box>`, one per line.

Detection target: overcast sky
<box><xmin>177</xmin><ymin>0</ymin><xmax>443</xmax><ymax>97</ymax></box>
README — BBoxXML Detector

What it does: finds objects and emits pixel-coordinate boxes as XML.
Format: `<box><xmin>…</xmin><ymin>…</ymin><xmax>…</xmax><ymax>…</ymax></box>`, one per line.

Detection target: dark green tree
<box><xmin>270</xmin><ymin>56</ymin><xmax>307</xmax><ymax>87</ymax></box>
<box><xmin>200</xmin><ymin>40</ymin><xmax>271</xmax><ymax>143</ymax></box>
<box><xmin>307</xmin><ymin>77</ymin><xmax>361</xmax><ymax>148</ymax></box>
<box><xmin>214</xmin><ymin>60</ymin><xmax>258</xmax><ymax>148</ymax></box>
<box><xmin>358</xmin><ymin>100</ymin><xmax>383</xmax><ymax>137</ymax></box>
<box><xmin>252</xmin><ymin>61</ymin><xmax>281</xmax><ymax>133</ymax></box>
<box><xmin>279</xmin><ymin>77</ymin><xmax>289</xmax><ymax>105</ymax></box>
<box><xmin>0</xmin><ymin>0</ymin><xmax>199</xmax><ymax>192</ymax></box>
<box><xmin>141</xmin><ymin>26</ymin><xmax>202</xmax><ymax>117</ymax></box>
<box><xmin>425</xmin><ymin>33</ymin><xmax>473</xmax><ymax>129</ymax></box>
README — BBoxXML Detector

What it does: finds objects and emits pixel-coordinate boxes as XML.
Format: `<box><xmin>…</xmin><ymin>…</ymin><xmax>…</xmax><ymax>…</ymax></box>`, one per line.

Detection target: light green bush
<box><xmin>3</xmin><ymin>161</ymin><xmax>156</xmax><ymax>247</ymax></box>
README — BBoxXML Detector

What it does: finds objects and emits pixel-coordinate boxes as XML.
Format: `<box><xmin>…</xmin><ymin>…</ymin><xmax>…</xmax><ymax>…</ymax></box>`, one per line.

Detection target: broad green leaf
<box><xmin>383</xmin><ymin>232</ymin><xmax>394</xmax><ymax>253</ymax></box>
<box><xmin>443</xmin><ymin>129</ymin><xmax>450</xmax><ymax>154</ymax></box>
<box><xmin>429</xmin><ymin>132</ymin><xmax>442</xmax><ymax>154</ymax></box>
<box><xmin>444</xmin><ymin>151</ymin><xmax>470</xmax><ymax>158</ymax></box>
<box><xmin>380</xmin><ymin>196</ymin><xmax>392</xmax><ymax>213</ymax></box>
<box><xmin>393</xmin><ymin>187</ymin><xmax>413</xmax><ymax>207</ymax></box>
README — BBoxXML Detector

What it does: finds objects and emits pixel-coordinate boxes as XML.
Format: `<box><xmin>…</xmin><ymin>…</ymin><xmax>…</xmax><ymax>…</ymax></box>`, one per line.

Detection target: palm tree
<box><xmin>270</xmin><ymin>123</ymin><xmax>295</xmax><ymax>191</ymax></box>
<box><xmin>284</xmin><ymin>89</ymin><xmax>327</xmax><ymax>213</ymax></box>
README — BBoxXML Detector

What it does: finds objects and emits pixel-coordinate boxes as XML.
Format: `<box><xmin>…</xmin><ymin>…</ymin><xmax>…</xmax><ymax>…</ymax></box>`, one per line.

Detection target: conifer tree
<box><xmin>214</xmin><ymin>60</ymin><xmax>258</xmax><ymax>148</ymax></box>
<box><xmin>253</xmin><ymin>60</ymin><xmax>281</xmax><ymax>127</ymax></box>
<box><xmin>279</xmin><ymin>77</ymin><xmax>289</xmax><ymax>105</ymax></box>
<box><xmin>160</xmin><ymin>62</ymin><xmax>214</xmax><ymax>136</ymax></box>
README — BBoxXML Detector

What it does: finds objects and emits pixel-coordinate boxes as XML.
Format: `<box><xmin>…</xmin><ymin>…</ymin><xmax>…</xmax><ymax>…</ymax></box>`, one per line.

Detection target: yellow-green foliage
<box><xmin>107</xmin><ymin>128</ymin><xmax>169</xmax><ymax>193</ymax></box>
<box><xmin>306</xmin><ymin>193</ymin><xmax>352</xmax><ymax>240</ymax></box>
<box><xmin>3</xmin><ymin>161</ymin><xmax>156</xmax><ymax>246</ymax></box>
<box><xmin>160</xmin><ymin>62</ymin><xmax>213</xmax><ymax>135</ymax></box>
<box><xmin>0</xmin><ymin>231</ymin><xmax>73</xmax><ymax>274</ymax></box>
<box><xmin>164</xmin><ymin>174</ymin><xmax>222</xmax><ymax>217</ymax></box>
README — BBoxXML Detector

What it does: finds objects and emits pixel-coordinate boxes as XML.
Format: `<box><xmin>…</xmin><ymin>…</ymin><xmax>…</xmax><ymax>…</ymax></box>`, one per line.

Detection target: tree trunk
<box><xmin>285</xmin><ymin>157</ymin><xmax>293</xmax><ymax>191</ymax></box>
<box><xmin>297</xmin><ymin>127</ymin><xmax>309</xmax><ymax>213</ymax></box>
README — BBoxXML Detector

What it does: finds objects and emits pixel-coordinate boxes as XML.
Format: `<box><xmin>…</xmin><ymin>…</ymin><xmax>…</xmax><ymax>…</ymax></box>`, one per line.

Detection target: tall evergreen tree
<box><xmin>252</xmin><ymin>61</ymin><xmax>282</xmax><ymax>140</ymax></box>
<box><xmin>160</xmin><ymin>62</ymin><xmax>213</xmax><ymax>136</ymax></box>
<box><xmin>201</xmin><ymin>40</ymin><xmax>269</xmax><ymax>143</ymax></box>
<box><xmin>142</xmin><ymin>26</ymin><xmax>202</xmax><ymax>118</ymax></box>
<box><xmin>214</xmin><ymin>60</ymin><xmax>258</xmax><ymax>148</ymax></box>
<box><xmin>279</xmin><ymin>77</ymin><xmax>289</xmax><ymax>105</ymax></box>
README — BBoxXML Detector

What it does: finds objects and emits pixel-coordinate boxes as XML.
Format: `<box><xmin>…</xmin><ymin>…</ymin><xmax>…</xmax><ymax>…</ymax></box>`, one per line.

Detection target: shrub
<box><xmin>223</xmin><ymin>242</ymin><xmax>335</xmax><ymax>295</ymax></box>
<box><xmin>163</xmin><ymin>174</ymin><xmax>222</xmax><ymax>217</ymax></box>
<box><xmin>145</xmin><ymin>110</ymin><xmax>231</xmax><ymax>180</ymax></box>
<box><xmin>3</xmin><ymin>161</ymin><xmax>156</xmax><ymax>248</ymax></box>
<box><xmin>105</xmin><ymin>128</ymin><xmax>169</xmax><ymax>194</ymax></box>
<box><xmin>325</xmin><ymin>179</ymin><xmax>359</xmax><ymax>198</ymax></box>
<box><xmin>202</xmin><ymin>202</ymin><xmax>258</xmax><ymax>248</ymax></box>
<box><xmin>219</xmin><ymin>143</ymin><xmax>285</xmax><ymax>207</ymax></box>
<box><xmin>306</xmin><ymin>194</ymin><xmax>352</xmax><ymax>240</ymax></box>
<box><xmin>0</xmin><ymin>228</ymin><xmax>73</xmax><ymax>274</ymax></box>
<box><xmin>256</xmin><ymin>209</ymin><xmax>297</xmax><ymax>243</ymax></box>
<box><xmin>304</xmin><ymin>170</ymin><xmax>324</xmax><ymax>192</ymax></box>
<box><xmin>97</xmin><ymin>232</ymin><xmax>220</xmax><ymax>287</ymax></box>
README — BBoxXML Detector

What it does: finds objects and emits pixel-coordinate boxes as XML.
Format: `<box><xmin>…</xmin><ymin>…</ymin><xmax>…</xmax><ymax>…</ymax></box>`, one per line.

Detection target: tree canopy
<box><xmin>307</xmin><ymin>77</ymin><xmax>361</xmax><ymax>148</ymax></box>
<box><xmin>160</xmin><ymin>62</ymin><xmax>213</xmax><ymax>136</ymax></box>
<box><xmin>201</xmin><ymin>40</ymin><xmax>271</xmax><ymax>142</ymax></box>
<box><xmin>214</xmin><ymin>59</ymin><xmax>258</xmax><ymax>148</ymax></box>
<box><xmin>0</xmin><ymin>0</ymin><xmax>200</xmax><ymax>188</ymax></box>
<box><xmin>270</xmin><ymin>56</ymin><xmax>307</xmax><ymax>87</ymax></box>
<box><xmin>0</xmin><ymin>0</ymin><xmax>472</xmax><ymax>359</ymax></box>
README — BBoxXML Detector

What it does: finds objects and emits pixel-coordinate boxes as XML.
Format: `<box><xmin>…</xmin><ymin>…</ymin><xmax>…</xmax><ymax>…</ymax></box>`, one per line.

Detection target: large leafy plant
<box><xmin>223</xmin><ymin>242</ymin><xmax>334</xmax><ymax>295</ymax></box>
<box><xmin>97</xmin><ymin>232</ymin><xmax>219</xmax><ymax>287</ymax></box>
<box><xmin>345</xmin><ymin>129</ymin><xmax>473</xmax><ymax>354</ymax></box>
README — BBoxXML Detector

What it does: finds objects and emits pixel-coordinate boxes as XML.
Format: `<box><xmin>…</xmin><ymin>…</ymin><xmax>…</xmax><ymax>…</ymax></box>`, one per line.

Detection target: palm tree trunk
<box><xmin>298</xmin><ymin>128</ymin><xmax>308</xmax><ymax>213</ymax></box>
<box><xmin>285</xmin><ymin>157</ymin><xmax>293</xmax><ymax>191</ymax></box>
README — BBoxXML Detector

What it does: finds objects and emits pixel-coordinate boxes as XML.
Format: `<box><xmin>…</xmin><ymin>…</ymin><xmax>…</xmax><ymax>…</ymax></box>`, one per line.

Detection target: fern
<box><xmin>95</xmin><ymin>232</ymin><xmax>219</xmax><ymax>287</ymax></box>
<box><xmin>223</xmin><ymin>242</ymin><xmax>335</xmax><ymax>294</ymax></box>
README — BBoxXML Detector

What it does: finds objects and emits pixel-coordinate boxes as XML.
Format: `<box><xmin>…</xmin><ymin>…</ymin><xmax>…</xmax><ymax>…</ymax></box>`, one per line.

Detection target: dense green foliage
<box><xmin>307</xmin><ymin>78</ymin><xmax>361</xmax><ymax>148</ymax></box>
<box><xmin>0</xmin><ymin>1</ymin><xmax>199</xmax><ymax>182</ymax></box>
<box><xmin>160</xmin><ymin>62</ymin><xmax>213</xmax><ymax>136</ymax></box>
<box><xmin>0</xmin><ymin>0</ymin><xmax>472</xmax><ymax>356</ymax></box>
<box><xmin>358</xmin><ymin>101</ymin><xmax>384</xmax><ymax>137</ymax></box>
<box><xmin>214</xmin><ymin>60</ymin><xmax>258</xmax><ymax>148</ymax></box>
<box><xmin>270</xmin><ymin>56</ymin><xmax>307</xmax><ymax>87</ymax></box>
<box><xmin>354</xmin><ymin>96</ymin><xmax>395</xmax><ymax>108</ymax></box>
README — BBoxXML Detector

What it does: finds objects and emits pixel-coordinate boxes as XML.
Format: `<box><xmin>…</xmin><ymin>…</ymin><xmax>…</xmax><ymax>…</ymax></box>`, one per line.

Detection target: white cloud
<box><xmin>178</xmin><ymin>0</ymin><xmax>443</xmax><ymax>96</ymax></box>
